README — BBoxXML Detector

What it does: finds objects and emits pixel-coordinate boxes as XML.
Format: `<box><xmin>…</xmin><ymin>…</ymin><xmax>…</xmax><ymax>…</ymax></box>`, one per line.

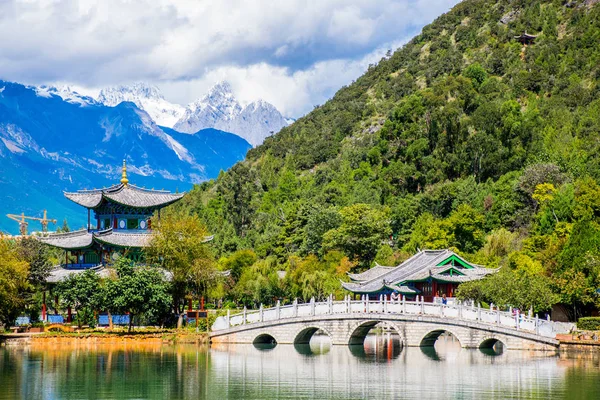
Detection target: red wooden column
<box><xmin>42</xmin><ymin>291</ymin><xmax>47</xmax><ymax>321</ymax></box>
<box><xmin>67</xmin><ymin>307</ymin><xmax>72</xmax><ymax>323</ymax></box>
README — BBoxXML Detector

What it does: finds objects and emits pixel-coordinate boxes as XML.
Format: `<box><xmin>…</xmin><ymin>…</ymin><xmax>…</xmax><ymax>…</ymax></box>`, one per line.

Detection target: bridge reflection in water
<box><xmin>4</xmin><ymin>340</ymin><xmax>598</xmax><ymax>399</ymax></box>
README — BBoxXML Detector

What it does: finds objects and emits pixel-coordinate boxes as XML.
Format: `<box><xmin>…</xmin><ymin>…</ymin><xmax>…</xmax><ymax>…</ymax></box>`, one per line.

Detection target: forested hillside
<box><xmin>177</xmin><ymin>0</ymin><xmax>600</xmax><ymax>318</ymax></box>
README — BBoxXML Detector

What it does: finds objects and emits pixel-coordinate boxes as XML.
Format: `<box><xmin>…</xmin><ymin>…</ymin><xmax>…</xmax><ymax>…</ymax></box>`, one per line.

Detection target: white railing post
<box><xmin>458</xmin><ymin>300</ymin><xmax>462</xmax><ymax>319</ymax></box>
<box><xmin>535</xmin><ymin>314</ymin><xmax>540</xmax><ymax>335</ymax></box>
<box><xmin>477</xmin><ymin>303</ymin><xmax>481</xmax><ymax>321</ymax></box>
<box><xmin>402</xmin><ymin>296</ymin><xmax>406</xmax><ymax>314</ymax></box>
<box><xmin>276</xmin><ymin>300</ymin><xmax>281</xmax><ymax>320</ymax></box>
<box><xmin>346</xmin><ymin>295</ymin><xmax>350</xmax><ymax>314</ymax></box>
<box><xmin>243</xmin><ymin>306</ymin><xmax>247</xmax><ymax>324</ymax></box>
<box><xmin>366</xmin><ymin>296</ymin><xmax>370</xmax><ymax>313</ymax></box>
<box><xmin>516</xmin><ymin>310</ymin><xmax>520</xmax><ymax>330</ymax></box>
<box><xmin>440</xmin><ymin>302</ymin><xmax>444</xmax><ymax>317</ymax></box>
<box><xmin>259</xmin><ymin>304</ymin><xmax>264</xmax><ymax>322</ymax></box>
<box><xmin>421</xmin><ymin>297</ymin><xmax>424</xmax><ymax>314</ymax></box>
<box><xmin>310</xmin><ymin>297</ymin><xmax>315</xmax><ymax>316</ymax></box>
<box><xmin>329</xmin><ymin>294</ymin><xmax>333</xmax><ymax>314</ymax></box>
<box><xmin>227</xmin><ymin>309</ymin><xmax>231</xmax><ymax>328</ymax></box>
<box><xmin>384</xmin><ymin>294</ymin><xmax>388</xmax><ymax>313</ymax></box>
<box><xmin>293</xmin><ymin>298</ymin><xmax>298</xmax><ymax>317</ymax></box>
<box><xmin>496</xmin><ymin>308</ymin><xmax>500</xmax><ymax>325</ymax></box>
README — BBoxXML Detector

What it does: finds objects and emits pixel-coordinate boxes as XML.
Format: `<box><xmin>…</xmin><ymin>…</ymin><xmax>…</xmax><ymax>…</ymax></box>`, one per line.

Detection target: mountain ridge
<box><xmin>0</xmin><ymin>80</ymin><xmax>251</xmax><ymax>234</ymax></box>
<box><xmin>94</xmin><ymin>81</ymin><xmax>289</xmax><ymax>146</ymax></box>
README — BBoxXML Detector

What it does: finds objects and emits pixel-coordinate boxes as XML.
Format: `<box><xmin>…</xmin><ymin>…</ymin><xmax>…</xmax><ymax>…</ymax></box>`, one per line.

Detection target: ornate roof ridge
<box><xmin>42</xmin><ymin>228</ymin><xmax>91</xmax><ymax>238</ymax></box>
<box><xmin>64</xmin><ymin>184</ymin><xmax>122</xmax><ymax>195</ymax></box>
<box><xmin>127</xmin><ymin>184</ymin><xmax>180</xmax><ymax>194</ymax></box>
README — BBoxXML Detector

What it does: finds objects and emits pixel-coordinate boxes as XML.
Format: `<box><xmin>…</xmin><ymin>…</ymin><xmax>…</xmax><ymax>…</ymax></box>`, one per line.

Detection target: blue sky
<box><xmin>0</xmin><ymin>0</ymin><xmax>460</xmax><ymax>116</ymax></box>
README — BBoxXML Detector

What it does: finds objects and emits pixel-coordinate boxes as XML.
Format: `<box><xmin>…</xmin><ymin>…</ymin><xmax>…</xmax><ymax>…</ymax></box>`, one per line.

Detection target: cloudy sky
<box><xmin>0</xmin><ymin>0</ymin><xmax>460</xmax><ymax>117</ymax></box>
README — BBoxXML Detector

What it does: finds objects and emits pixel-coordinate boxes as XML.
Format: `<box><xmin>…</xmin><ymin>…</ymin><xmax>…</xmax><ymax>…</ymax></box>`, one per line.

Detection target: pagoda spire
<box><xmin>120</xmin><ymin>160</ymin><xmax>129</xmax><ymax>186</ymax></box>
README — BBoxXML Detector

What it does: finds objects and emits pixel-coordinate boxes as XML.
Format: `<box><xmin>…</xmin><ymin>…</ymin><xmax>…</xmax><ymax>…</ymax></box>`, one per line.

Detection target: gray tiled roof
<box><xmin>37</xmin><ymin>229</ymin><xmax>94</xmax><ymax>250</ymax></box>
<box><xmin>342</xmin><ymin>250</ymin><xmax>496</xmax><ymax>293</ymax></box>
<box><xmin>47</xmin><ymin>265</ymin><xmax>112</xmax><ymax>283</ymax></box>
<box><xmin>47</xmin><ymin>265</ymin><xmax>173</xmax><ymax>283</ymax></box>
<box><xmin>64</xmin><ymin>183</ymin><xmax>184</xmax><ymax>209</ymax></box>
<box><xmin>348</xmin><ymin>265</ymin><xmax>394</xmax><ymax>282</ymax></box>
<box><xmin>93</xmin><ymin>229</ymin><xmax>152</xmax><ymax>248</ymax></box>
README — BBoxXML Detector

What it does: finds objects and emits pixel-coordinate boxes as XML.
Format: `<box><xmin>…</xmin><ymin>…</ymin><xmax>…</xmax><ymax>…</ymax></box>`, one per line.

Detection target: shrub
<box><xmin>577</xmin><ymin>317</ymin><xmax>600</xmax><ymax>331</ymax></box>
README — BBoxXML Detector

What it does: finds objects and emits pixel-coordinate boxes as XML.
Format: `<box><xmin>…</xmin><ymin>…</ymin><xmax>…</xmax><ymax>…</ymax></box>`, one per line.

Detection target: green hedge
<box><xmin>577</xmin><ymin>317</ymin><xmax>600</xmax><ymax>331</ymax></box>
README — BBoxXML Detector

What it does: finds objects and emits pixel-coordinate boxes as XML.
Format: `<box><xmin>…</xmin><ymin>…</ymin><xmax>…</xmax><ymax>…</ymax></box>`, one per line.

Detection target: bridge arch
<box><xmin>293</xmin><ymin>326</ymin><xmax>333</xmax><ymax>345</ymax></box>
<box><xmin>253</xmin><ymin>332</ymin><xmax>278</xmax><ymax>345</ymax></box>
<box><xmin>479</xmin><ymin>337</ymin><xmax>505</xmax><ymax>354</ymax></box>
<box><xmin>419</xmin><ymin>328</ymin><xmax>462</xmax><ymax>348</ymax></box>
<box><xmin>347</xmin><ymin>320</ymin><xmax>404</xmax><ymax>346</ymax></box>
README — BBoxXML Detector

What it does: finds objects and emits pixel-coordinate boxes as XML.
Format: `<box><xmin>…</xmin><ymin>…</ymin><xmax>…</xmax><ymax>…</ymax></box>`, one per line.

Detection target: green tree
<box><xmin>17</xmin><ymin>237</ymin><xmax>52</xmax><ymax>287</ymax></box>
<box><xmin>322</xmin><ymin>204</ymin><xmax>391</xmax><ymax>268</ymax></box>
<box><xmin>55</xmin><ymin>270</ymin><xmax>101</xmax><ymax>328</ymax></box>
<box><xmin>146</xmin><ymin>211</ymin><xmax>214</xmax><ymax>326</ymax></box>
<box><xmin>0</xmin><ymin>238</ymin><xmax>30</xmax><ymax>327</ymax></box>
<box><xmin>105</xmin><ymin>258</ymin><xmax>172</xmax><ymax>332</ymax></box>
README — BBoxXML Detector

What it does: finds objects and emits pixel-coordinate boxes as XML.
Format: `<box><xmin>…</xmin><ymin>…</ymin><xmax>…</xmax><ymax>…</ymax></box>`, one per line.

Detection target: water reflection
<box><xmin>1</xmin><ymin>336</ymin><xmax>600</xmax><ymax>399</ymax></box>
<box><xmin>294</xmin><ymin>334</ymin><xmax>331</xmax><ymax>356</ymax></box>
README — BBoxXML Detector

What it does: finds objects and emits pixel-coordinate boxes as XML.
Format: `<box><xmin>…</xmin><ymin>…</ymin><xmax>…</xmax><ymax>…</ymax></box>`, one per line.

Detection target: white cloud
<box><xmin>0</xmin><ymin>0</ymin><xmax>461</xmax><ymax>117</ymax></box>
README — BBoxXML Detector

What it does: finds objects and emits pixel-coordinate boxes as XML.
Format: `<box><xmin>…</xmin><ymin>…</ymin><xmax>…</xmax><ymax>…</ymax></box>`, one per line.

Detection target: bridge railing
<box><xmin>215</xmin><ymin>295</ymin><xmax>575</xmax><ymax>339</ymax></box>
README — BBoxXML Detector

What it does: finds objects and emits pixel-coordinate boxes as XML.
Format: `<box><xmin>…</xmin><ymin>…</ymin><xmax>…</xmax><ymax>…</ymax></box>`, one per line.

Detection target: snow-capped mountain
<box><xmin>33</xmin><ymin>85</ymin><xmax>97</xmax><ymax>106</ymax></box>
<box><xmin>97</xmin><ymin>83</ymin><xmax>185</xmax><ymax>127</ymax></box>
<box><xmin>173</xmin><ymin>81</ymin><xmax>289</xmax><ymax>146</ymax></box>
<box><xmin>0</xmin><ymin>80</ymin><xmax>251</xmax><ymax>234</ymax></box>
<box><xmin>93</xmin><ymin>81</ymin><xmax>289</xmax><ymax>146</ymax></box>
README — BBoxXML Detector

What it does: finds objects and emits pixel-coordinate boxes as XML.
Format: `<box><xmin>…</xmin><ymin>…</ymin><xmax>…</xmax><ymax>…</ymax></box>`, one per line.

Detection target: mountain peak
<box><xmin>97</xmin><ymin>83</ymin><xmax>184</xmax><ymax>128</ymax></box>
<box><xmin>98</xmin><ymin>82</ymin><xmax>164</xmax><ymax>106</ymax></box>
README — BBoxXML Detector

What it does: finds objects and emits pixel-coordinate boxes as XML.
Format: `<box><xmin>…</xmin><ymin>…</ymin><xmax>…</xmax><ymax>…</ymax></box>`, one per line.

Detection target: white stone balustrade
<box><xmin>214</xmin><ymin>296</ymin><xmax>574</xmax><ymax>339</ymax></box>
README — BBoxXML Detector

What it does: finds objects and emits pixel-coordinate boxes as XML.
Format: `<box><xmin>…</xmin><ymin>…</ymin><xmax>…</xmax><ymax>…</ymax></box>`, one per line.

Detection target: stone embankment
<box><xmin>0</xmin><ymin>331</ymin><xmax>208</xmax><ymax>347</ymax></box>
<box><xmin>557</xmin><ymin>332</ymin><xmax>600</xmax><ymax>352</ymax></box>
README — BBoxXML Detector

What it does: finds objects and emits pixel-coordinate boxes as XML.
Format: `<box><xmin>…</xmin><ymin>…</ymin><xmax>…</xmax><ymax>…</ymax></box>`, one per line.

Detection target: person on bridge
<box><xmin>391</xmin><ymin>290</ymin><xmax>400</xmax><ymax>303</ymax></box>
<box><xmin>442</xmin><ymin>294</ymin><xmax>447</xmax><ymax>305</ymax></box>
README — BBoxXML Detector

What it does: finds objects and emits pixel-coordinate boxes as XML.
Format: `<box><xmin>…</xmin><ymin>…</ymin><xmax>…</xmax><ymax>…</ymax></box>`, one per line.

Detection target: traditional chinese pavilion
<box><xmin>39</xmin><ymin>160</ymin><xmax>184</xmax><ymax>277</ymax></box>
<box><xmin>342</xmin><ymin>249</ymin><xmax>496</xmax><ymax>303</ymax></box>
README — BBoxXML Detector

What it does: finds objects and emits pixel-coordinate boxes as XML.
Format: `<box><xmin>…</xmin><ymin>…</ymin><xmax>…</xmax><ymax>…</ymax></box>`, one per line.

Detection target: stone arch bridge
<box><xmin>210</xmin><ymin>297</ymin><xmax>574</xmax><ymax>350</ymax></box>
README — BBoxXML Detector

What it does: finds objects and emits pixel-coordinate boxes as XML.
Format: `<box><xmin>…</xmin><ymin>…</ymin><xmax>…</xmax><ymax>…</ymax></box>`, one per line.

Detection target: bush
<box><xmin>577</xmin><ymin>317</ymin><xmax>600</xmax><ymax>331</ymax></box>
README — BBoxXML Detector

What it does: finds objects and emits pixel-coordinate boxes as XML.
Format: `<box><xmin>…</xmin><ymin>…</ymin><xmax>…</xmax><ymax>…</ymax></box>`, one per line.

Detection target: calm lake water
<box><xmin>1</xmin><ymin>334</ymin><xmax>600</xmax><ymax>399</ymax></box>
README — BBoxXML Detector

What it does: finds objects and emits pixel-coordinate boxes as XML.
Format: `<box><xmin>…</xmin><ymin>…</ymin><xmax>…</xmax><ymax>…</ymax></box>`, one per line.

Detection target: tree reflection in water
<box><xmin>1</xmin><ymin>339</ymin><xmax>599</xmax><ymax>399</ymax></box>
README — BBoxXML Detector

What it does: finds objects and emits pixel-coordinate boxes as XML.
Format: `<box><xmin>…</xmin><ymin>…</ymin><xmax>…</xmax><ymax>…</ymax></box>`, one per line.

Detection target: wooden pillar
<box><xmin>42</xmin><ymin>291</ymin><xmax>47</xmax><ymax>321</ymax></box>
<box><xmin>201</xmin><ymin>296</ymin><xmax>205</xmax><ymax>311</ymax></box>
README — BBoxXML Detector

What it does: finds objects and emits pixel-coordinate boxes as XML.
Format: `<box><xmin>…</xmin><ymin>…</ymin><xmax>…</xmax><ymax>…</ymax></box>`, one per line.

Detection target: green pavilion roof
<box><xmin>341</xmin><ymin>249</ymin><xmax>497</xmax><ymax>294</ymax></box>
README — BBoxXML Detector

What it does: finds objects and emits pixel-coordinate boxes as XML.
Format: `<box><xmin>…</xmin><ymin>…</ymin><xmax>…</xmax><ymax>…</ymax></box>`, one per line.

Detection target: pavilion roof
<box><xmin>46</xmin><ymin>265</ymin><xmax>112</xmax><ymax>283</ymax></box>
<box><xmin>348</xmin><ymin>265</ymin><xmax>394</xmax><ymax>282</ymax></box>
<box><xmin>37</xmin><ymin>228</ymin><xmax>152</xmax><ymax>249</ymax></box>
<box><xmin>93</xmin><ymin>229</ymin><xmax>152</xmax><ymax>248</ymax></box>
<box><xmin>64</xmin><ymin>183</ymin><xmax>184</xmax><ymax>209</ymax></box>
<box><xmin>37</xmin><ymin>229</ymin><xmax>94</xmax><ymax>250</ymax></box>
<box><xmin>46</xmin><ymin>265</ymin><xmax>172</xmax><ymax>283</ymax></box>
<box><xmin>341</xmin><ymin>249</ymin><xmax>496</xmax><ymax>294</ymax></box>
